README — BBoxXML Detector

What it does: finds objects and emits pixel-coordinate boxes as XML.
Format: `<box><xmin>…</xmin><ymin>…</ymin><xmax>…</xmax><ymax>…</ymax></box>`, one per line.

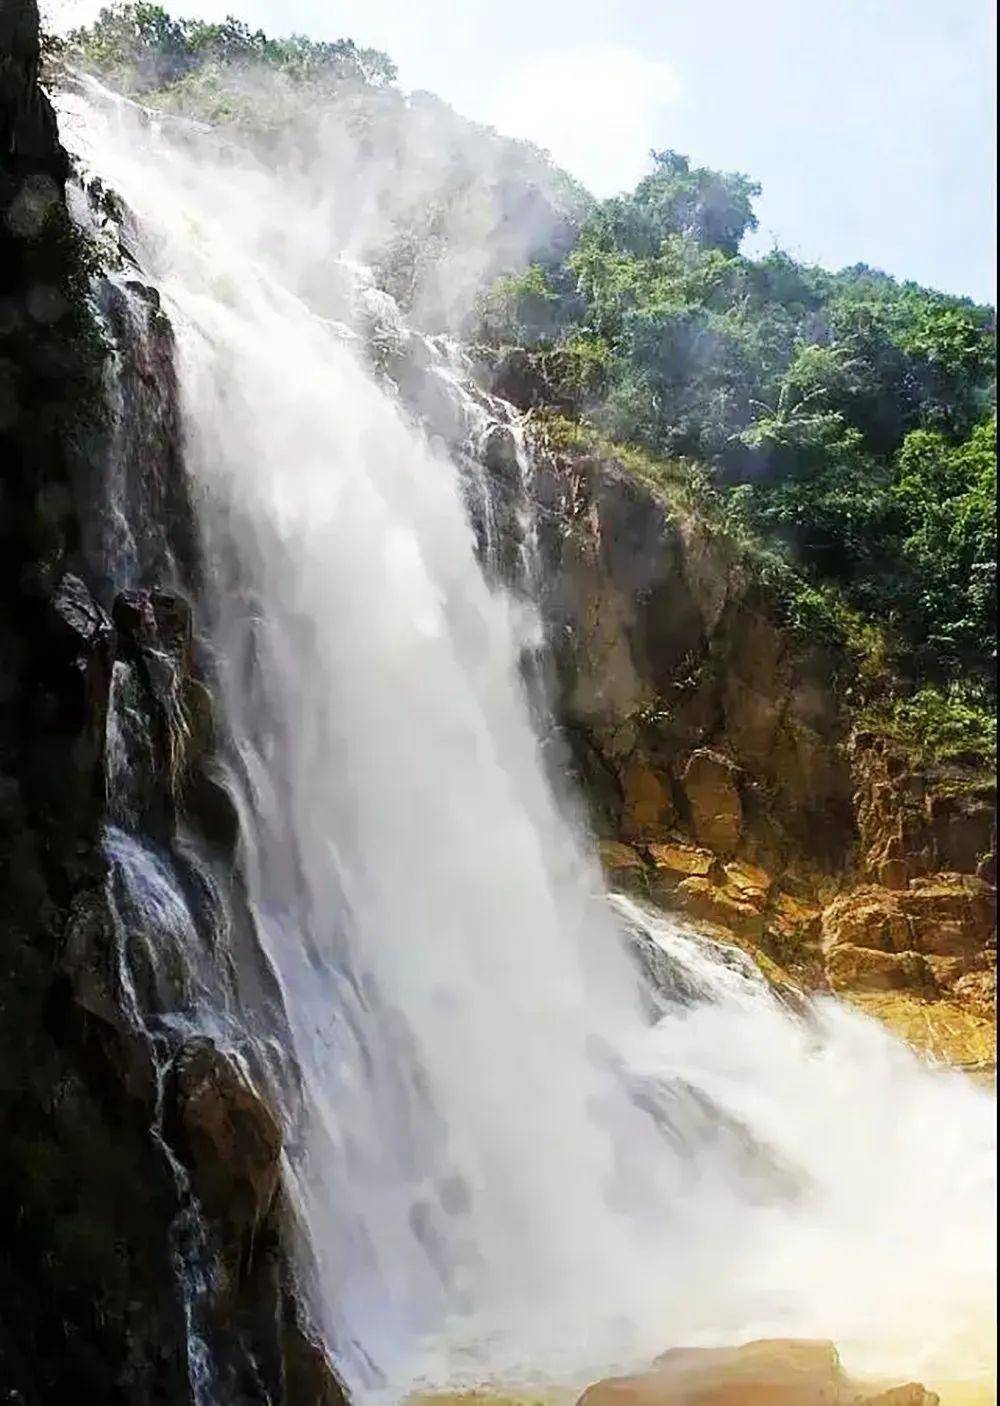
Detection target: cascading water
<box><xmin>56</xmin><ymin>76</ymin><xmax>995</xmax><ymax>1403</ymax></box>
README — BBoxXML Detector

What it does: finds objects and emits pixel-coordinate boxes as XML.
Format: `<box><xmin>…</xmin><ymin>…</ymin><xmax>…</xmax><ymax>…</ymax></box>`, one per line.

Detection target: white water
<box><xmin>58</xmin><ymin>80</ymin><xmax>995</xmax><ymax>1402</ymax></box>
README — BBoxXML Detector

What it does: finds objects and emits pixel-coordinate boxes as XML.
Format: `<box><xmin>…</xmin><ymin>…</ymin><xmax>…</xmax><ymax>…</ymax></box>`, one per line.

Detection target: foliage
<box><xmin>65</xmin><ymin>3</ymin><xmax>396</xmax><ymax>94</ymax></box>
<box><xmin>863</xmin><ymin>683</ymin><xmax>997</xmax><ymax>765</ymax></box>
<box><xmin>482</xmin><ymin>150</ymin><xmax>996</xmax><ymax>697</ymax></box>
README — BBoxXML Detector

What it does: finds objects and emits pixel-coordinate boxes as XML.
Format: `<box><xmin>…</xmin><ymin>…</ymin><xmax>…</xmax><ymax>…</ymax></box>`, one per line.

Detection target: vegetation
<box><xmin>861</xmin><ymin>683</ymin><xmax>996</xmax><ymax>768</ymax></box>
<box><xmin>480</xmin><ymin>151</ymin><xmax>996</xmax><ymax>740</ymax></box>
<box><xmin>57</xmin><ymin>8</ymin><xmax>996</xmax><ymax>750</ymax></box>
<box><xmin>58</xmin><ymin>4</ymin><xmax>590</xmax><ymax>330</ymax></box>
<box><xmin>64</xmin><ymin>3</ymin><xmax>397</xmax><ymax>94</ymax></box>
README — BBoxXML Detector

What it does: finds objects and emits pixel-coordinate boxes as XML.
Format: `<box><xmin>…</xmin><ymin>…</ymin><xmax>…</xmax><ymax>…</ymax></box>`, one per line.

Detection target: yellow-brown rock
<box><xmin>677</xmin><ymin>875</ymin><xmax>764</xmax><ymax>938</ymax></box>
<box><xmin>821</xmin><ymin>873</ymin><xmax>995</xmax><ymax>1065</ymax></box>
<box><xmin>841</xmin><ymin>991</ymin><xmax>996</xmax><ymax>1072</ymax></box>
<box><xmin>620</xmin><ymin>757</ymin><xmax>674</xmax><ymax>839</ymax></box>
<box><xmin>952</xmin><ymin>967</ymin><xmax>996</xmax><ymax>1021</ymax></box>
<box><xmin>682</xmin><ymin>749</ymin><xmax>743</xmax><ymax>854</ymax></box>
<box><xmin>825</xmin><ymin>943</ymin><xmax>935</xmax><ymax>994</ymax></box>
<box><xmin>852</xmin><ymin>732</ymin><xmax>996</xmax><ymax>887</ymax></box>
<box><xmin>722</xmin><ymin>860</ymin><xmax>772</xmax><ymax>908</ymax></box>
<box><xmin>769</xmin><ymin>891</ymin><xmax>822</xmax><ymax>945</ymax></box>
<box><xmin>575</xmin><ymin>1339</ymin><xmax>939</xmax><ymax>1406</ymax></box>
<box><xmin>646</xmin><ymin>840</ymin><xmax>718</xmax><ymax>894</ymax></box>
<box><xmin>822</xmin><ymin>875</ymin><xmax>995</xmax><ymax>996</ymax></box>
<box><xmin>599</xmin><ymin>840</ymin><xmax>649</xmax><ymax>895</ymax></box>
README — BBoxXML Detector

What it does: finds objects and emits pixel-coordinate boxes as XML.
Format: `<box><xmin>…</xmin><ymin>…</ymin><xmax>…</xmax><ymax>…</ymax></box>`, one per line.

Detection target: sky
<box><xmin>49</xmin><ymin>0</ymin><xmax>997</xmax><ymax>302</ymax></box>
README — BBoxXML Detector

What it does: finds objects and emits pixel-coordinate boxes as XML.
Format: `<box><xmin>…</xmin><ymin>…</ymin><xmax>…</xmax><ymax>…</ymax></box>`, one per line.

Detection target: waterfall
<box><xmin>56</xmin><ymin>78</ymin><xmax>995</xmax><ymax>1403</ymax></box>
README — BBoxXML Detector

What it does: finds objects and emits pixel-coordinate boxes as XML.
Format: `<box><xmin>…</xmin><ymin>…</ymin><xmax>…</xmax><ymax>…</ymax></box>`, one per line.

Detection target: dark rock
<box><xmin>166</xmin><ymin>1038</ymin><xmax>283</xmax><ymax>1284</ymax></box>
<box><xmin>282</xmin><ymin>1316</ymin><xmax>349</xmax><ymax>1406</ymax></box>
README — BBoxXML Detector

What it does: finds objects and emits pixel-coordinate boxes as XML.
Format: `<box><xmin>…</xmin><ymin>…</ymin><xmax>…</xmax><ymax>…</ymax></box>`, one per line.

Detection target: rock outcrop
<box><xmin>576</xmin><ymin>1339</ymin><xmax>940</xmax><ymax>1406</ymax></box>
<box><xmin>514</xmin><ymin>425</ymin><xmax>996</xmax><ymax>1066</ymax></box>
<box><xmin>1</xmin><ymin>12</ymin><xmax>332</xmax><ymax>1397</ymax></box>
<box><xmin>167</xmin><ymin>1038</ymin><xmax>283</xmax><ymax>1288</ymax></box>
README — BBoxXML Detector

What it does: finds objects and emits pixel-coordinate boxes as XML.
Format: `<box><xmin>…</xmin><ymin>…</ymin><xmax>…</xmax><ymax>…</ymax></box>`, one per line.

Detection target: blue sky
<box><xmin>50</xmin><ymin>0</ymin><xmax>997</xmax><ymax>301</ymax></box>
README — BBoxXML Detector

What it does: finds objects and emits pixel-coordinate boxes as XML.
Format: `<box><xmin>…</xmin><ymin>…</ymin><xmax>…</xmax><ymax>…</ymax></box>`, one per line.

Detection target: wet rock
<box><xmin>480</xmin><ymin>422</ymin><xmax>522</xmax><ymax>483</ymax></box>
<box><xmin>598</xmin><ymin>840</ymin><xmax>649</xmax><ymax>895</ymax></box>
<box><xmin>281</xmin><ymin>1315</ymin><xmax>349</xmax><ymax>1406</ymax></box>
<box><xmin>45</xmin><ymin>572</ymin><xmax>114</xmax><ymax>732</ymax></box>
<box><xmin>646</xmin><ymin>840</ymin><xmax>718</xmax><ymax>897</ymax></box>
<box><xmin>111</xmin><ymin>587</ymin><xmax>158</xmax><ymax>644</ymax></box>
<box><xmin>166</xmin><ymin>1038</ymin><xmax>282</xmax><ymax>1280</ymax></box>
<box><xmin>841</xmin><ymin>990</ymin><xmax>995</xmax><ymax>1072</ymax></box>
<box><xmin>113</xmin><ymin>586</ymin><xmax>191</xmax><ymax>671</ymax></box>
<box><xmin>682</xmin><ymin>749</ymin><xmax>743</xmax><ymax>854</ymax></box>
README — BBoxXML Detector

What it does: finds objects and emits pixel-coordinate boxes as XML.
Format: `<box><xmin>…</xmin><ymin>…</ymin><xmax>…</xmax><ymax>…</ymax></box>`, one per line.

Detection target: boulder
<box><xmin>822</xmin><ymin>875</ymin><xmax>995</xmax><ymax>1000</ymax></box>
<box><xmin>769</xmin><ymin>891</ymin><xmax>822</xmax><ymax>945</ymax></box>
<box><xmin>721</xmin><ymin>859</ymin><xmax>772</xmax><ymax>909</ymax></box>
<box><xmin>46</xmin><ymin>573</ymin><xmax>114</xmax><ymax>734</ymax></box>
<box><xmin>576</xmin><ymin>1339</ymin><xmax>939</xmax><ymax>1406</ymax></box>
<box><xmin>825</xmin><ymin>943</ymin><xmax>935</xmax><ymax>995</ymax></box>
<box><xmin>599</xmin><ymin>840</ymin><xmax>648</xmax><ymax>895</ymax></box>
<box><xmin>677</xmin><ymin>875</ymin><xmax>763</xmax><ymax>939</ymax></box>
<box><xmin>620</xmin><ymin>756</ymin><xmax>674</xmax><ymax>839</ymax></box>
<box><xmin>282</xmin><ymin>1317</ymin><xmax>349</xmax><ymax>1406</ymax></box>
<box><xmin>682</xmin><ymin>749</ymin><xmax>743</xmax><ymax>854</ymax></box>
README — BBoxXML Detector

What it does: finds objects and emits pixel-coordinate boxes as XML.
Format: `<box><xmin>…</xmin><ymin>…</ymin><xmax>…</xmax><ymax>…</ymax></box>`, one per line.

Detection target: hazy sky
<box><xmin>50</xmin><ymin>0</ymin><xmax>997</xmax><ymax>301</ymax></box>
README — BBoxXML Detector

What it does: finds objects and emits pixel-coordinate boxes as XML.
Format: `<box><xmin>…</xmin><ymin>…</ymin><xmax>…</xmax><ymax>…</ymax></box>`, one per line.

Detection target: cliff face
<box><xmin>518</xmin><ymin>427</ymin><xmax>996</xmax><ymax>1068</ymax></box>
<box><xmin>1</xmin><ymin>11</ymin><xmax>343</xmax><ymax>1399</ymax></box>
<box><xmin>2</xmin><ymin>7</ymin><xmax>184</xmax><ymax>1396</ymax></box>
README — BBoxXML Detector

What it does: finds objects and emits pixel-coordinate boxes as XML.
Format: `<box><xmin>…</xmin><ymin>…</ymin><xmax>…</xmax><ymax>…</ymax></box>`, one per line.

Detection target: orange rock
<box><xmin>646</xmin><ymin>841</ymin><xmax>717</xmax><ymax>885</ymax></box>
<box><xmin>677</xmin><ymin>875</ymin><xmax>763</xmax><ymax>938</ymax></box>
<box><xmin>952</xmin><ymin>967</ymin><xmax>997</xmax><ymax>1021</ymax></box>
<box><xmin>770</xmin><ymin>891</ymin><xmax>822</xmax><ymax>943</ymax></box>
<box><xmin>576</xmin><ymin>1339</ymin><xmax>939</xmax><ymax>1406</ymax></box>
<box><xmin>841</xmin><ymin>990</ymin><xmax>996</xmax><ymax>1071</ymax></box>
<box><xmin>682</xmin><ymin>749</ymin><xmax>743</xmax><ymax>854</ymax></box>
<box><xmin>825</xmin><ymin>943</ymin><xmax>935</xmax><ymax>994</ymax></box>
<box><xmin>822</xmin><ymin>887</ymin><xmax>913</xmax><ymax>955</ymax></box>
<box><xmin>621</xmin><ymin>757</ymin><xmax>674</xmax><ymax>840</ymax></box>
<box><xmin>722</xmin><ymin>860</ymin><xmax>773</xmax><ymax>908</ymax></box>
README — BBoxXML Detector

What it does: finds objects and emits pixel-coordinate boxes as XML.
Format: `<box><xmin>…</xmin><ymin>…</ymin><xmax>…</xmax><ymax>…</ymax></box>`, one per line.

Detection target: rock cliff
<box><xmin>513</xmin><ymin>419</ymin><xmax>996</xmax><ymax>1069</ymax></box>
<box><xmin>1</xmin><ymin>9</ymin><xmax>343</xmax><ymax>1398</ymax></box>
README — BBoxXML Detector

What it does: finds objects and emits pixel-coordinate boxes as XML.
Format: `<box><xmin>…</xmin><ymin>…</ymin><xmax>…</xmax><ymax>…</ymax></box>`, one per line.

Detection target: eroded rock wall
<box><xmin>517</xmin><ymin>428</ymin><xmax>996</xmax><ymax>1064</ymax></box>
<box><xmin>1</xmin><ymin>11</ymin><xmax>344</xmax><ymax>1397</ymax></box>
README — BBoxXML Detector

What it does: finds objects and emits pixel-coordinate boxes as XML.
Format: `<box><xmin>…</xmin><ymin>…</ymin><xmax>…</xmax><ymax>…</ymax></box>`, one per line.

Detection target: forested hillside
<box><xmin>479</xmin><ymin>153</ymin><xmax>996</xmax><ymax>752</ymax></box>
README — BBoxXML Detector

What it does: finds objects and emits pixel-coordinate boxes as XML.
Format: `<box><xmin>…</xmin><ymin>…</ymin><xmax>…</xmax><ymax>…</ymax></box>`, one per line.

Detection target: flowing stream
<box><xmin>56</xmin><ymin>79</ymin><xmax>995</xmax><ymax>1403</ymax></box>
